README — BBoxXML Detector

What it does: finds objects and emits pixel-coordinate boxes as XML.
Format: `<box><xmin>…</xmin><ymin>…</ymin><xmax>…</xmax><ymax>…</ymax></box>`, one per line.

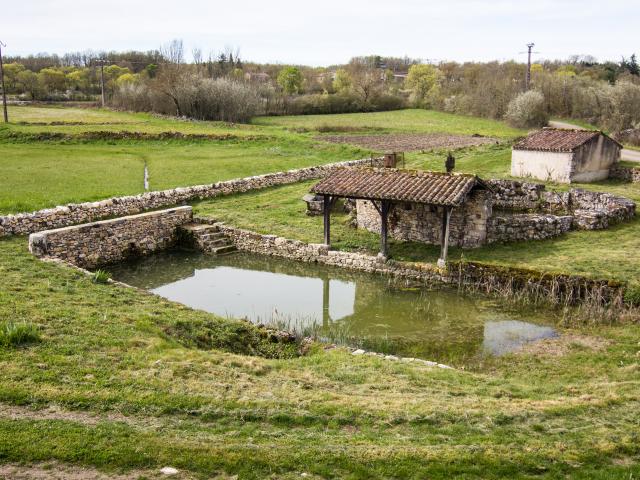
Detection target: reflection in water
<box><xmin>109</xmin><ymin>251</ymin><xmax>558</xmax><ymax>364</ymax></box>
<box><xmin>483</xmin><ymin>321</ymin><xmax>557</xmax><ymax>355</ymax></box>
<box><xmin>152</xmin><ymin>267</ymin><xmax>355</xmax><ymax>325</ymax></box>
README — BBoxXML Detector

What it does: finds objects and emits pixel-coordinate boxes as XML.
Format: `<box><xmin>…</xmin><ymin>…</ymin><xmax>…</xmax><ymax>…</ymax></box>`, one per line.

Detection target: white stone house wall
<box><xmin>511</xmin><ymin>136</ymin><xmax>621</xmax><ymax>184</ymax></box>
<box><xmin>511</xmin><ymin>150</ymin><xmax>574</xmax><ymax>183</ymax></box>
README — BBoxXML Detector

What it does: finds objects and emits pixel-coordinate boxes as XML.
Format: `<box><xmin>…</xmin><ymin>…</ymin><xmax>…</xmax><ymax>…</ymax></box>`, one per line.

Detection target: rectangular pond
<box><xmin>108</xmin><ymin>251</ymin><xmax>558</xmax><ymax>365</ymax></box>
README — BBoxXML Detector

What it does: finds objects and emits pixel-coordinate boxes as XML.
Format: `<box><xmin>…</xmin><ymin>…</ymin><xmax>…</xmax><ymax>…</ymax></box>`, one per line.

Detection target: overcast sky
<box><xmin>3</xmin><ymin>0</ymin><xmax>637</xmax><ymax>65</ymax></box>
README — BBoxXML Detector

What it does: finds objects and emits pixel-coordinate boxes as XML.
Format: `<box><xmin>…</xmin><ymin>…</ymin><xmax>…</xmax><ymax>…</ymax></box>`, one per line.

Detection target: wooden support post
<box><xmin>323</xmin><ymin>194</ymin><xmax>331</xmax><ymax>246</ymax></box>
<box><xmin>438</xmin><ymin>207</ymin><xmax>452</xmax><ymax>268</ymax></box>
<box><xmin>380</xmin><ymin>200</ymin><xmax>390</xmax><ymax>258</ymax></box>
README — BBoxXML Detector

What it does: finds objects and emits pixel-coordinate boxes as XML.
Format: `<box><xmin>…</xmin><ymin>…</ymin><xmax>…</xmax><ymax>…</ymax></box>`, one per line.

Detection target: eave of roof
<box><xmin>311</xmin><ymin>167</ymin><xmax>486</xmax><ymax>207</ymax></box>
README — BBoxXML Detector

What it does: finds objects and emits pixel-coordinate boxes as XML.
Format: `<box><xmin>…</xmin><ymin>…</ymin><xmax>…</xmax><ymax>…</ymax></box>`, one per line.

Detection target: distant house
<box><xmin>244</xmin><ymin>72</ymin><xmax>270</xmax><ymax>83</ymax></box>
<box><xmin>511</xmin><ymin>128</ymin><xmax>622</xmax><ymax>183</ymax></box>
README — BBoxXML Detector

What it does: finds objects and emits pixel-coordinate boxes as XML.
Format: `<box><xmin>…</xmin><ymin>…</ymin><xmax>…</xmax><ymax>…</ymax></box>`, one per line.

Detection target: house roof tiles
<box><xmin>311</xmin><ymin>168</ymin><xmax>485</xmax><ymax>207</ymax></box>
<box><xmin>513</xmin><ymin>128</ymin><xmax>621</xmax><ymax>153</ymax></box>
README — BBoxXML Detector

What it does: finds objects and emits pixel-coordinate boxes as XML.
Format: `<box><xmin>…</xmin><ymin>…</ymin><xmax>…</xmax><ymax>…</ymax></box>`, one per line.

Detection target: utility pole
<box><xmin>0</xmin><ymin>41</ymin><xmax>8</xmax><ymax>123</ymax></box>
<box><xmin>95</xmin><ymin>58</ymin><xmax>107</xmax><ymax>107</ymax></box>
<box><xmin>525</xmin><ymin>43</ymin><xmax>535</xmax><ymax>90</ymax></box>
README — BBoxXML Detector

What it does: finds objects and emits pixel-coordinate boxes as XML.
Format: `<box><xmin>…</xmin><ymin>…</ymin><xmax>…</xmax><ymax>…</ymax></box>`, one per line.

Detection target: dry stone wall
<box><xmin>487</xmin><ymin>179</ymin><xmax>635</xmax><ymax>230</ymax></box>
<box><xmin>211</xmin><ymin>221</ymin><xmax>623</xmax><ymax>305</ymax></box>
<box><xmin>1</xmin><ymin>157</ymin><xmax>383</xmax><ymax>237</ymax></box>
<box><xmin>609</xmin><ymin>164</ymin><xmax>640</xmax><ymax>183</ymax></box>
<box><xmin>487</xmin><ymin>214</ymin><xmax>573</xmax><ymax>243</ymax></box>
<box><xmin>29</xmin><ymin>207</ymin><xmax>192</xmax><ymax>269</ymax></box>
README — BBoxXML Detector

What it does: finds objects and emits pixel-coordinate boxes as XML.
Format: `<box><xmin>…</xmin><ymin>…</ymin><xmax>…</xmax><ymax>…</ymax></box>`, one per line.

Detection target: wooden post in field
<box><xmin>0</xmin><ymin>41</ymin><xmax>8</xmax><ymax>123</ymax></box>
<box><xmin>99</xmin><ymin>60</ymin><xmax>106</xmax><ymax>107</ymax></box>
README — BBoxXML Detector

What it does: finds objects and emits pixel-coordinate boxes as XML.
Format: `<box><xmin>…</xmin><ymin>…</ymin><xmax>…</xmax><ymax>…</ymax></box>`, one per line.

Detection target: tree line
<box><xmin>4</xmin><ymin>42</ymin><xmax>640</xmax><ymax>132</ymax></box>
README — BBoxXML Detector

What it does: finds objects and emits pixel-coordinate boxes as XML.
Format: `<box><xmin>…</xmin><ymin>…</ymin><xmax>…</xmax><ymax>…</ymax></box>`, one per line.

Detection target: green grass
<box><xmin>0</xmin><ymin>235</ymin><xmax>639</xmax><ymax>478</ymax></box>
<box><xmin>254</xmin><ymin>109</ymin><xmax>526</xmax><ymax>139</ymax></box>
<box><xmin>2</xmin><ymin>105</ymin><xmax>640</xmax><ymax>476</ymax></box>
<box><xmin>0</xmin><ymin>110</ymin><xmax>369</xmax><ymax>214</ymax></box>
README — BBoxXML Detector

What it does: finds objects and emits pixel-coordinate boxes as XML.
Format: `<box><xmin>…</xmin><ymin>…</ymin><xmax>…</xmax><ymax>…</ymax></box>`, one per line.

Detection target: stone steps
<box><xmin>179</xmin><ymin>222</ymin><xmax>237</xmax><ymax>255</ymax></box>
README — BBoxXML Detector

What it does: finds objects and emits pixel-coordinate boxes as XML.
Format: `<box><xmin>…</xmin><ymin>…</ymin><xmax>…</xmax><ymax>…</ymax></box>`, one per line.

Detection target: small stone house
<box><xmin>511</xmin><ymin>128</ymin><xmax>622</xmax><ymax>183</ymax></box>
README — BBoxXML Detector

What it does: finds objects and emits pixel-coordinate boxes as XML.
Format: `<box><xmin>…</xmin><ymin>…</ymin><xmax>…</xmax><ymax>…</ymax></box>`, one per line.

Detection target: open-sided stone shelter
<box><xmin>511</xmin><ymin>128</ymin><xmax>622</xmax><ymax>183</ymax></box>
<box><xmin>311</xmin><ymin>167</ymin><xmax>491</xmax><ymax>265</ymax></box>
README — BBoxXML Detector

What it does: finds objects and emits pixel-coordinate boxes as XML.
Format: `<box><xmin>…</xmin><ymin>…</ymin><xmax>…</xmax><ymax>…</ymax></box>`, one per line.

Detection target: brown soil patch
<box><xmin>317</xmin><ymin>133</ymin><xmax>497</xmax><ymax>152</ymax></box>
<box><xmin>516</xmin><ymin>334</ymin><xmax>611</xmax><ymax>357</ymax></box>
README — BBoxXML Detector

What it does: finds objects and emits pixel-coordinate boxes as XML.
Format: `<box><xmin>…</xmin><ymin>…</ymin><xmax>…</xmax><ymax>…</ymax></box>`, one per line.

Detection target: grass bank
<box><xmin>1</xmin><ymin>235</ymin><xmax>640</xmax><ymax>478</ymax></box>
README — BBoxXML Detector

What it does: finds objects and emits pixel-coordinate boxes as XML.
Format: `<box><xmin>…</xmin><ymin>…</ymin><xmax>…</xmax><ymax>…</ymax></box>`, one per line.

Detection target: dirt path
<box><xmin>548</xmin><ymin>120</ymin><xmax>640</xmax><ymax>163</ymax></box>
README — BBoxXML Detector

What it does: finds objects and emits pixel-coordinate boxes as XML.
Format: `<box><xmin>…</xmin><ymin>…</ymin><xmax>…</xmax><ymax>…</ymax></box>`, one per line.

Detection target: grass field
<box><xmin>1</xmin><ymin>235</ymin><xmax>639</xmax><ymax>479</ymax></box>
<box><xmin>1</xmin><ymin>105</ymin><xmax>640</xmax><ymax>477</ymax></box>
<box><xmin>255</xmin><ymin>108</ymin><xmax>527</xmax><ymax>138</ymax></box>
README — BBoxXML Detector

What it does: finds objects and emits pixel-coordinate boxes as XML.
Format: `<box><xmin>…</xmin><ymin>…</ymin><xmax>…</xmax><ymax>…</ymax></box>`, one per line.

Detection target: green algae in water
<box><xmin>108</xmin><ymin>251</ymin><xmax>558</xmax><ymax>365</ymax></box>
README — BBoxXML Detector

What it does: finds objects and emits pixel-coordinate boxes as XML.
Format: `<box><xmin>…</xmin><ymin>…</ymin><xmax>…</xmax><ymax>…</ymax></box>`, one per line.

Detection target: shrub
<box><xmin>0</xmin><ymin>321</ymin><xmax>41</xmax><ymax>347</ymax></box>
<box><xmin>112</xmin><ymin>76</ymin><xmax>261</xmax><ymax>123</ymax></box>
<box><xmin>505</xmin><ymin>90</ymin><xmax>549</xmax><ymax>128</ymax></box>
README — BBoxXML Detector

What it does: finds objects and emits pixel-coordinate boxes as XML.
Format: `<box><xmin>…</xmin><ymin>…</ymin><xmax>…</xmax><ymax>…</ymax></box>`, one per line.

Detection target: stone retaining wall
<box><xmin>212</xmin><ymin>221</ymin><xmax>623</xmax><ymax>305</ymax></box>
<box><xmin>1</xmin><ymin>157</ymin><xmax>383</xmax><ymax>237</ymax></box>
<box><xmin>29</xmin><ymin>207</ymin><xmax>192</xmax><ymax>269</ymax></box>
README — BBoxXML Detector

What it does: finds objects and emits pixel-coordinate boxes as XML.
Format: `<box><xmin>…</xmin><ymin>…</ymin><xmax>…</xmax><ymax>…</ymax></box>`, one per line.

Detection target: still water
<box><xmin>109</xmin><ymin>251</ymin><xmax>558</xmax><ymax>364</ymax></box>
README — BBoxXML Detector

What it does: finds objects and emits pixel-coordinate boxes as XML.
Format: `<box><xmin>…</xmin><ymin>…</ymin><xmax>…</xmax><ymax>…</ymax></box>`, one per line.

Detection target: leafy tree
<box><xmin>332</xmin><ymin>68</ymin><xmax>352</xmax><ymax>92</ymax></box>
<box><xmin>277</xmin><ymin>66</ymin><xmax>303</xmax><ymax>94</ymax></box>
<box><xmin>38</xmin><ymin>68</ymin><xmax>67</xmax><ymax>93</ymax></box>
<box><xmin>16</xmin><ymin>70</ymin><xmax>40</xmax><ymax>98</ymax></box>
<box><xmin>3</xmin><ymin>63</ymin><xmax>26</xmax><ymax>92</ymax></box>
<box><xmin>66</xmin><ymin>68</ymin><xmax>90</xmax><ymax>91</ymax></box>
<box><xmin>405</xmin><ymin>64</ymin><xmax>443</xmax><ymax>106</ymax></box>
<box><xmin>115</xmin><ymin>73</ymin><xmax>139</xmax><ymax>87</ymax></box>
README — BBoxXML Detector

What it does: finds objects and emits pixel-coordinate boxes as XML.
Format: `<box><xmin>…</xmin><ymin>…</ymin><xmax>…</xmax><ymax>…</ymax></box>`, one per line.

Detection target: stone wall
<box><xmin>212</xmin><ymin>221</ymin><xmax>623</xmax><ymax>305</ymax></box>
<box><xmin>487</xmin><ymin>214</ymin><xmax>573</xmax><ymax>243</ymax></box>
<box><xmin>1</xmin><ymin>157</ymin><xmax>383</xmax><ymax>237</ymax></box>
<box><xmin>487</xmin><ymin>179</ymin><xmax>635</xmax><ymax>230</ymax></box>
<box><xmin>29</xmin><ymin>206</ymin><xmax>192</xmax><ymax>269</ymax></box>
<box><xmin>356</xmin><ymin>190</ymin><xmax>492</xmax><ymax>249</ymax></box>
<box><xmin>609</xmin><ymin>164</ymin><xmax>640</xmax><ymax>183</ymax></box>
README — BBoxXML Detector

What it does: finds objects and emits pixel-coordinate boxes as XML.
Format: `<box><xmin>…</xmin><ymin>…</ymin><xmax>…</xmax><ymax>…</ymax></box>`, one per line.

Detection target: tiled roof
<box><xmin>311</xmin><ymin>168</ymin><xmax>484</xmax><ymax>207</ymax></box>
<box><xmin>513</xmin><ymin>128</ymin><xmax>619</xmax><ymax>152</ymax></box>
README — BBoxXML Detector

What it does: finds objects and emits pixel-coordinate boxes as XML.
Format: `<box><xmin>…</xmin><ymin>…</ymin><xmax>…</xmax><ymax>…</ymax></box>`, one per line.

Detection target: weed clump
<box><xmin>92</xmin><ymin>269</ymin><xmax>111</xmax><ymax>284</ymax></box>
<box><xmin>0</xmin><ymin>321</ymin><xmax>41</xmax><ymax>347</ymax></box>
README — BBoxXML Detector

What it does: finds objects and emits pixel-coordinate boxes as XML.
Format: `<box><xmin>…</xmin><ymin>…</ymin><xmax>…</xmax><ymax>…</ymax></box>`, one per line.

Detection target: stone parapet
<box><xmin>29</xmin><ymin>206</ymin><xmax>193</xmax><ymax>269</ymax></box>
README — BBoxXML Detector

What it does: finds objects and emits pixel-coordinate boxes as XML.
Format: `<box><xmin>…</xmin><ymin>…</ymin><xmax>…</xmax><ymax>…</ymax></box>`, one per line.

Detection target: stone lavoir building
<box><xmin>312</xmin><ymin>168</ymin><xmax>492</xmax><ymax>266</ymax></box>
<box><xmin>310</xmin><ymin>167</ymin><xmax>635</xmax><ymax>264</ymax></box>
<box><xmin>511</xmin><ymin>128</ymin><xmax>622</xmax><ymax>183</ymax></box>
